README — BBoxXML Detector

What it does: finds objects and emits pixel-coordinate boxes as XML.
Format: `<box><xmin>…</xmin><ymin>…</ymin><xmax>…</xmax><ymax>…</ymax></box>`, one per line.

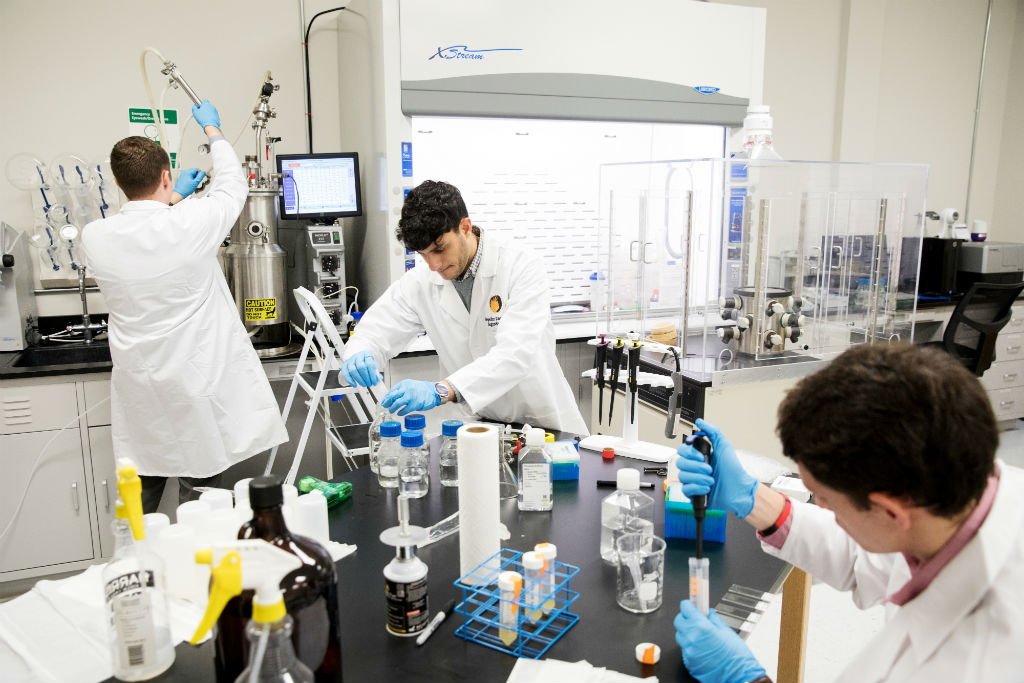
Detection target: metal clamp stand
<box><xmin>265</xmin><ymin>286</ymin><xmax>384</xmax><ymax>484</ymax></box>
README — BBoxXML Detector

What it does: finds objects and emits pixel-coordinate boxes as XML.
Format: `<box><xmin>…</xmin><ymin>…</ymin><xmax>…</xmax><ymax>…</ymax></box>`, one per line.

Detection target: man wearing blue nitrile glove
<box><xmin>380</xmin><ymin>379</ymin><xmax>440</xmax><ymax>416</ymax></box>
<box><xmin>340</xmin><ymin>350</ymin><xmax>380</xmax><ymax>387</ymax></box>
<box><xmin>339</xmin><ymin>180</ymin><xmax>587</xmax><ymax>434</ymax></box>
<box><xmin>674</xmin><ymin>601</ymin><xmax>767</xmax><ymax>683</ymax></box>
<box><xmin>82</xmin><ymin>98</ymin><xmax>287</xmax><ymax>514</ymax></box>
<box><xmin>671</xmin><ymin>344</ymin><xmax>1024</xmax><ymax>682</ymax></box>
<box><xmin>172</xmin><ymin>167</ymin><xmax>206</xmax><ymax>201</ymax></box>
<box><xmin>676</xmin><ymin>418</ymin><xmax>759</xmax><ymax>518</ymax></box>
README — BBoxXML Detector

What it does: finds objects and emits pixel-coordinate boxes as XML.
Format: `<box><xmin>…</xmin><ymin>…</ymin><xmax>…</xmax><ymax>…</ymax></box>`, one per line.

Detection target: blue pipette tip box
<box><xmin>664</xmin><ymin>483</ymin><xmax>727</xmax><ymax>543</ymax></box>
<box><xmin>548</xmin><ymin>441</ymin><xmax>579</xmax><ymax>481</ymax></box>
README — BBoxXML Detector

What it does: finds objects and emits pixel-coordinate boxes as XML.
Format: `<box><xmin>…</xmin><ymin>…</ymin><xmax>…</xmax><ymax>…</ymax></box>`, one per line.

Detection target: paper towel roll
<box><xmin>457</xmin><ymin>424</ymin><xmax>501</xmax><ymax>585</ymax></box>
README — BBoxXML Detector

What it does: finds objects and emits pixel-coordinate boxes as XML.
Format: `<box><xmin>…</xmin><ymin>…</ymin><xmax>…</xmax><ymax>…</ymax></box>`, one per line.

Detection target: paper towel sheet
<box><xmin>507</xmin><ymin>658</ymin><xmax>659</xmax><ymax>683</ymax></box>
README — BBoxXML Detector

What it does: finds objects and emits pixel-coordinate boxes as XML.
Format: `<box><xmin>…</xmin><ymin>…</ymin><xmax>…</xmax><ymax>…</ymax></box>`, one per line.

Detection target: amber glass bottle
<box><xmin>214</xmin><ymin>475</ymin><xmax>343</xmax><ymax>682</ymax></box>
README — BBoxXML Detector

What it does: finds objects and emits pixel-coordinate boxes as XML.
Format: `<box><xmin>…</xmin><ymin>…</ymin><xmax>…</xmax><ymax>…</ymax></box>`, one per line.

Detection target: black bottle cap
<box><xmin>249</xmin><ymin>474</ymin><xmax>284</xmax><ymax>509</ymax></box>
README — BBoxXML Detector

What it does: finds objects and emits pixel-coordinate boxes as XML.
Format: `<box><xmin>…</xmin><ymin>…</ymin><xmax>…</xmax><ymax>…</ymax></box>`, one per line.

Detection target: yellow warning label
<box><xmin>244</xmin><ymin>298</ymin><xmax>278</xmax><ymax>322</ymax></box>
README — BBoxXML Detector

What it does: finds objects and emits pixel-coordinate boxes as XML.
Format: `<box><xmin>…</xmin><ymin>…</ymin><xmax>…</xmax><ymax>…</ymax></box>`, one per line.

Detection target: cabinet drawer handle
<box><xmin>1004</xmin><ymin>373</ymin><xmax>1019</xmax><ymax>382</ymax></box>
<box><xmin>71</xmin><ymin>482</ymin><xmax>80</xmax><ymax>513</ymax></box>
<box><xmin>102</xmin><ymin>479</ymin><xmax>111</xmax><ymax>512</ymax></box>
<box><xmin>999</xmin><ymin>399</ymin><xmax>1015</xmax><ymax>408</ymax></box>
<box><xmin>1007</xmin><ymin>345</ymin><xmax>1022</xmax><ymax>354</ymax></box>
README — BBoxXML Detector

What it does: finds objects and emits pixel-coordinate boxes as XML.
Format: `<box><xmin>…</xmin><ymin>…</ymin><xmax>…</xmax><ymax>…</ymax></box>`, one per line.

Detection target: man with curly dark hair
<box><xmin>340</xmin><ymin>180</ymin><xmax>587</xmax><ymax>434</ymax></box>
<box><xmin>671</xmin><ymin>342</ymin><xmax>1022</xmax><ymax>682</ymax></box>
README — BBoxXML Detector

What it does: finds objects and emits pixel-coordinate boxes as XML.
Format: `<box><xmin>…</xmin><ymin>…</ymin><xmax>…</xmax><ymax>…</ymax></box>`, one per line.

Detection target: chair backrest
<box><xmin>942</xmin><ymin>280</ymin><xmax>1024</xmax><ymax>376</ymax></box>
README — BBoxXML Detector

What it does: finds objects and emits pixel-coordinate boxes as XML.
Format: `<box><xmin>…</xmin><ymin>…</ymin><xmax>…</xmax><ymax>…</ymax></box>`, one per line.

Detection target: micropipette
<box><xmin>686</xmin><ymin>431</ymin><xmax>713</xmax><ymax>559</ymax></box>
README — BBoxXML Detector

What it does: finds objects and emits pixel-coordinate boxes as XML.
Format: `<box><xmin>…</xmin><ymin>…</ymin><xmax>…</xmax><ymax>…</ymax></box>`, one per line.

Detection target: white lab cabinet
<box><xmin>0</xmin><ymin>423</ymin><xmax>94</xmax><ymax>573</ymax></box>
<box><xmin>0</xmin><ymin>374</ymin><xmax>114</xmax><ymax>583</ymax></box>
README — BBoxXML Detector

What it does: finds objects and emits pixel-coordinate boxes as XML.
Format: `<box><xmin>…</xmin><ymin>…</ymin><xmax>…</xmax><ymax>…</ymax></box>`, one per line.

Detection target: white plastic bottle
<box><xmin>104</xmin><ymin>502</ymin><xmax>175</xmax><ymax>681</ymax></box>
<box><xmin>398</xmin><ymin>430</ymin><xmax>429</xmax><ymax>498</ymax></box>
<box><xmin>377</xmin><ymin>421</ymin><xmax>402</xmax><ymax>488</ymax></box>
<box><xmin>726</xmin><ymin>104</ymin><xmax>782</xmax><ymax>293</ymax></box>
<box><xmin>439</xmin><ymin>419</ymin><xmax>462</xmax><ymax>487</ymax></box>
<box><xmin>382</xmin><ymin>496</ymin><xmax>429</xmax><ymax>637</ymax></box>
<box><xmin>517</xmin><ymin>427</ymin><xmax>552</xmax><ymax>511</ymax></box>
<box><xmin>599</xmin><ymin>468</ymin><xmax>655</xmax><ymax>564</ymax></box>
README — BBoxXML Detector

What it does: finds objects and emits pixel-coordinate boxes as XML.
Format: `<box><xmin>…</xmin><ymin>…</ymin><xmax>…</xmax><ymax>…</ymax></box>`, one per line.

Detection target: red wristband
<box><xmin>759</xmin><ymin>494</ymin><xmax>791</xmax><ymax>536</ymax></box>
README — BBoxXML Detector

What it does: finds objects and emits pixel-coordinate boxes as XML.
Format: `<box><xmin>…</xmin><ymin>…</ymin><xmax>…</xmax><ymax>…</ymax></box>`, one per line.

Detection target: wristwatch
<box><xmin>434</xmin><ymin>381</ymin><xmax>451</xmax><ymax>405</ymax></box>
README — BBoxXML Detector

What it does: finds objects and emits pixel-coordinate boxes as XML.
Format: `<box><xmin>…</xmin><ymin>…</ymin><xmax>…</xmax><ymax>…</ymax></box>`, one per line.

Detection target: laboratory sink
<box><xmin>12</xmin><ymin>343</ymin><xmax>111</xmax><ymax>368</ymax></box>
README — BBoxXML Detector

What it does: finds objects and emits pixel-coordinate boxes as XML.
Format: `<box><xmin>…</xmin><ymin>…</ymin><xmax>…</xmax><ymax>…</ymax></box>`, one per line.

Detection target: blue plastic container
<box><xmin>664</xmin><ymin>483</ymin><xmax>727</xmax><ymax>543</ymax></box>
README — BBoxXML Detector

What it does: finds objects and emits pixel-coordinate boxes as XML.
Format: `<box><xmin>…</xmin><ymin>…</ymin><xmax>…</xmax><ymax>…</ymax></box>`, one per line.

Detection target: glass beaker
<box><xmin>615</xmin><ymin>533</ymin><xmax>665</xmax><ymax>614</ymax></box>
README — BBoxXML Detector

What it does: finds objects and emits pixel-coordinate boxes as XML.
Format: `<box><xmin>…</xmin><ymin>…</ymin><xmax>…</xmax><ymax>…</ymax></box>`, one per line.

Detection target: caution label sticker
<box><xmin>244</xmin><ymin>298</ymin><xmax>278</xmax><ymax>322</ymax></box>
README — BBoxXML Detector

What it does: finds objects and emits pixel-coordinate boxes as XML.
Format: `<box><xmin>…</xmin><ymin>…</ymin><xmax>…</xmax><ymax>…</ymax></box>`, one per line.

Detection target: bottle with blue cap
<box><xmin>399</xmin><ymin>430</ymin><xmax>430</xmax><ymax>498</ymax></box>
<box><xmin>439</xmin><ymin>420</ymin><xmax>463</xmax><ymax>487</ymax></box>
<box><xmin>377</xmin><ymin>421</ymin><xmax>403</xmax><ymax>488</ymax></box>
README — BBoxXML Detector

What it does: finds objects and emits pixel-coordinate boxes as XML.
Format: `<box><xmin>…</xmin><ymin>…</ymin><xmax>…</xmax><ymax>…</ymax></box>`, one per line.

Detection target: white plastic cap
<box><xmin>743</xmin><ymin>105</ymin><xmax>773</xmax><ymax>132</ymax></box>
<box><xmin>635</xmin><ymin>642</ymin><xmax>662</xmax><ymax>664</ymax></box>
<box><xmin>534</xmin><ymin>542</ymin><xmax>557</xmax><ymax>560</ymax></box>
<box><xmin>498</xmin><ymin>570</ymin><xmax>522</xmax><ymax>591</ymax></box>
<box><xmin>616</xmin><ymin>468</ymin><xmax>640</xmax><ymax>491</ymax></box>
<box><xmin>525</xmin><ymin>427</ymin><xmax>545</xmax><ymax>447</ymax></box>
<box><xmin>521</xmin><ymin>551</ymin><xmax>543</xmax><ymax>571</ymax></box>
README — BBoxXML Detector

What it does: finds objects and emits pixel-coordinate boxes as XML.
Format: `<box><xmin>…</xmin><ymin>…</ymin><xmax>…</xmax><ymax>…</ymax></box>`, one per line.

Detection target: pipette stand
<box><xmin>579</xmin><ymin>366</ymin><xmax>678</xmax><ymax>463</ymax></box>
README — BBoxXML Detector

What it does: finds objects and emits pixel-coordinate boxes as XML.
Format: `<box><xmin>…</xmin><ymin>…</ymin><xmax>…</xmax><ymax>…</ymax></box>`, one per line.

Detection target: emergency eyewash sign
<box><xmin>128</xmin><ymin>108</ymin><xmax>181</xmax><ymax>167</ymax></box>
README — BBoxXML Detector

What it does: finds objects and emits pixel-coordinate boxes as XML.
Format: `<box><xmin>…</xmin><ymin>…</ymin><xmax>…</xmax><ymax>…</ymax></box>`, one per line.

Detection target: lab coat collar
<box><xmin>861</xmin><ymin>461</ymin><xmax>1021</xmax><ymax>679</ymax></box>
<box><xmin>119</xmin><ymin>200</ymin><xmax>172</xmax><ymax>213</ymax></box>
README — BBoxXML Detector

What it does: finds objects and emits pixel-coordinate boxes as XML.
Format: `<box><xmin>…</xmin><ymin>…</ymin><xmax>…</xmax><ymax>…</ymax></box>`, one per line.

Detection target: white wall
<box><xmin>2</xmin><ymin>0</ymin><xmax>1021</xmax><ymax>319</ymax></box>
<box><xmin>717</xmin><ymin>0</ymin><xmax>1022</xmax><ymax>242</ymax></box>
<box><xmin>0</xmin><ymin>0</ymin><xmax>345</xmax><ymax>315</ymax></box>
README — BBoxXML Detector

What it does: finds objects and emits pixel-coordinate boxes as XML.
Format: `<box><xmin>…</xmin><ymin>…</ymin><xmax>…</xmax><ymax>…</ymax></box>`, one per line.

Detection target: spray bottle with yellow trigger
<box><xmin>102</xmin><ymin>459</ymin><xmax>175</xmax><ymax>681</ymax></box>
<box><xmin>191</xmin><ymin>540</ymin><xmax>314</xmax><ymax>683</ymax></box>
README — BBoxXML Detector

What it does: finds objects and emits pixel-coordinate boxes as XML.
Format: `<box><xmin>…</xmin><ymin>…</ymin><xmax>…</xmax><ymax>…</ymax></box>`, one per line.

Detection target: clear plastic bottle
<box><xmin>517</xmin><ymin>427</ymin><xmax>552</xmax><ymax>511</ymax></box>
<box><xmin>599</xmin><ymin>468</ymin><xmax>655</xmax><ymax>564</ymax></box>
<box><xmin>439</xmin><ymin>420</ymin><xmax>462</xmax><ymax>487</ymax></box>
<box><xmin>399</xmin><ymin>430</ymin><xmax>429</xmax><ymax>498</ymax></box>
<box><xmin>235</xmin><ymin>605</ymin><xmax>313</xmax><ymax>683</ymax></box>
<box><xmin>103</xmin><ymin>503</ymin><xmax>176</xmax><ymax>681</ymax></box>
<box><xmin>367</xmin><ymin>405</ymin><xmax>391</xmax><ymax>474</ymax></box>
<box><xmin>377</xmin><ymin>421</ymin><xmax>402</xmax><ymax>488</ymax></box>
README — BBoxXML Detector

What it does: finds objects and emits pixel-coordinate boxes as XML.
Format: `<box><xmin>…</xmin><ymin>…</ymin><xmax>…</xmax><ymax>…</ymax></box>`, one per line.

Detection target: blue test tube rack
<box><xmin>452</xmin><ymin>548</ymin><xmax>580</xmax><ymax>659</ymax></box>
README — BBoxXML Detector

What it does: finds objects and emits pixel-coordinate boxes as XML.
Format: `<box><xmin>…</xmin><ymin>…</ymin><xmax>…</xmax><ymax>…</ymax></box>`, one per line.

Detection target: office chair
<box><xmin>924</xmin><ymin>280</ymin><xmax>1024</xmax><ymax>376</ymax></box>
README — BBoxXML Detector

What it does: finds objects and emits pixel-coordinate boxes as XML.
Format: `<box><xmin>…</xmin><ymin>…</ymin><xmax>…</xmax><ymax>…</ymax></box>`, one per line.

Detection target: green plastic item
<box><xmin>296</xmin><ymin>476</ymin><xmax>352</xmax><ymax>508</ymax></box>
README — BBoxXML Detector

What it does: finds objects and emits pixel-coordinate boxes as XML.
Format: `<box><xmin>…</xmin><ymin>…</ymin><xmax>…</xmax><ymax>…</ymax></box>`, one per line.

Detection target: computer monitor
<box><xmin>276</xmin><ymin>152</ymin><xmax>362</xmax><ymax>222</ymax></box>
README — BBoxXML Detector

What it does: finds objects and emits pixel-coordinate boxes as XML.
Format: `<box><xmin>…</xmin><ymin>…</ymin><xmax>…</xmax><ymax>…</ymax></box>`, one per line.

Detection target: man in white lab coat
<box><xmin>82</xmin><ymin>100</ymin><xmax>287</xmax><ymax>513</ymax></box>
<box><xmin>341</xmin><ymin>180</ymin><xmax>587</xmax><ymax>434</ymax></box>
<box><xmin>672</xmin><ymin>343</ymin><xmax>1024</xmax><ymax>683</ymax></box>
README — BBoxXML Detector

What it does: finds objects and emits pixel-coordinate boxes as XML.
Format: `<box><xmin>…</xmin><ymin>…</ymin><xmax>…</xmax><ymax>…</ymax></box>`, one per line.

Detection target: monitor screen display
<box><xmin>276</xmin><ymin>152</ymin><xmax>362</xmax><ymax>220</ymax></box>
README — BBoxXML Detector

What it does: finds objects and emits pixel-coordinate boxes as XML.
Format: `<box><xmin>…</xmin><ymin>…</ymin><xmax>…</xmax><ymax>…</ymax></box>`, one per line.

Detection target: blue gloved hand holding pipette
<box><xmin>675</xmin><ymin>418</ymin><xmax>759</xmax><ymax>518</ymax></box>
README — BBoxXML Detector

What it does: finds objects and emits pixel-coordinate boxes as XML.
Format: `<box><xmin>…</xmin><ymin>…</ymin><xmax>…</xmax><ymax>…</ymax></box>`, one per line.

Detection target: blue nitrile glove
<box><xmin>675</xmin><ymin>418</ymin><xmax>759</xmax><ymax>518</ymax></box>
<box><xmin>381</xmin><ymin>379</ymin><xmax>440</xmax><ymax>417</ymax></box>
<box><xmin>192</xmin><ymin>99</ymin><xmax>221</xmax><ymax>129</ymax></box>
<box><xmin>173</xmin><ymin>168</ymin><xmax>206</xmax><ymax>199</ymax></box>
<box><xmin>675</xmin><ymin>601</ymin><xmax>767</xmax><ymax>683</ymax></box>
<box><xmin>340</xmin><ymin>350</ymin><xmax>380</xmax><ymax>387</ymax></box>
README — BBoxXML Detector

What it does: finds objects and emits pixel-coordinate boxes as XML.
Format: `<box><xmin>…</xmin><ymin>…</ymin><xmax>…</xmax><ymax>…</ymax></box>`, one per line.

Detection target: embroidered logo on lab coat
<box><xmin>485</xmin><ymin>295</ymin><xmax>503</xmax><ymax>328</ymax></box>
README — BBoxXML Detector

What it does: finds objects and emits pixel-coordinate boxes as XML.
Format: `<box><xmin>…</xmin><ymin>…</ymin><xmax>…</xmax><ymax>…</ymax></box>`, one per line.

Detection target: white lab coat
<box><xmin>761</xmin><ymin>461</ymin><xmax>1024</xmax><ymax>682</ymax></box>
<box><xmin>81</xmin><ymin>138</ymin><xmax>287</xmax><ymax>477</ymax></box>
<box><xmin>344</xmin><ymin>235</ymin><xmax>588</xmax><ymax>435</ymax></box>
